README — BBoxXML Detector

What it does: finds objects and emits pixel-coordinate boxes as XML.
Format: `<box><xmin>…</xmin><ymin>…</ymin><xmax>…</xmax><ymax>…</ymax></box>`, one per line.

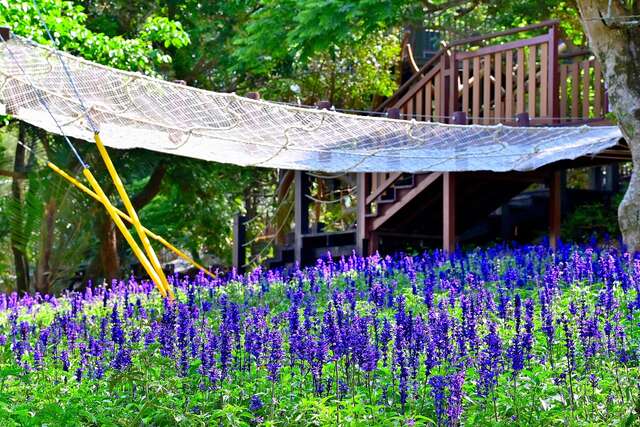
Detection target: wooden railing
<box><xmin>559</xmin><ymin>50</ymin><xmax>608</xmax><ymax>124</ymax></box>
<box><xmin>381</xmin><ymin>21</ymin><xmax>608</xmax><ymax>126</ymax></box>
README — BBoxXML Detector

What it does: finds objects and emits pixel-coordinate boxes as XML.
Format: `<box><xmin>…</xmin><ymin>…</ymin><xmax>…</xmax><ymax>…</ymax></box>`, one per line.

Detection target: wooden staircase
<box><xmin>355</xmin><ymin>20</ymin><xmax>613</xmax><ymax>255</ymax></box>
<box><xmin>234</xmin><ymin>21</ymin><xmax>625</xmax><ymax>270</ymax></box>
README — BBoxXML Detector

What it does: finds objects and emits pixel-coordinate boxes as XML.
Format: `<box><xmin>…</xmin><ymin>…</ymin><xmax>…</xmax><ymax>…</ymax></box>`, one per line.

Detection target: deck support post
<box><xmin>443</xmin><ymin>172</ymin><xmax>456</xmax><ymax>253</ymax></box>
<box><xmin>549</xmin><ymin>171</ymin><xmax>561</xmax><ymax>250</ymax></box>
<box><xmin>356</xmin><ymin>172</ymin><xmax>367</xmax><ymax>256</ymax></box>
<box><xmin>442</xmin><ymin>111</ymin><xmax>466</xmax><ymax>253</ymax></box>
<box><xmin>363</xmin><ymin>106</ymin><xmax>402</xmax><ymax>256</ymax></box>
<box><xmin>294</xmin><ymin>170</ymin><xmax>310</xmax><ymax>265</ymax></box>
<box><xmin>232</xmin><ymin>214</ymin><xmax>247</xmax><ymax>274</ymax></box>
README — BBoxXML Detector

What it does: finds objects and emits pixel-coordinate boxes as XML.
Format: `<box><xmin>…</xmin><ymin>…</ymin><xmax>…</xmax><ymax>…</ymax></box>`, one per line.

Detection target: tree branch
<box><xmin>421</xmin><ymin>0</ymin><xmax>476</xmax><ymax>13</ymax></box>
<box><xmin>0</xmin><ymin>169</ymin><xmax>26</xmax><ymax>179</ymax></box>
<box><xmin>131</xmin><ymin>163</ymin><xmax>167</xmax><ymax>211</ymax></box>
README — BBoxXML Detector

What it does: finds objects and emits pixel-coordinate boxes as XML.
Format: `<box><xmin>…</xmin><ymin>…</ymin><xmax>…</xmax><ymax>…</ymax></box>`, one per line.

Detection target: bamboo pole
<box><xmin>47</xmin><ymin>161</ymin><xmax>216</xmax><ymax>281</ymax></box>
<box><xmin>92</xmin><ymin>133</ymin><xmax>174</xmax><ymax>299</ymax></box>
<box><xmin>82</xmin><ymin>168</ymin><xmax>169</xmax><ymax>299</ymax></box>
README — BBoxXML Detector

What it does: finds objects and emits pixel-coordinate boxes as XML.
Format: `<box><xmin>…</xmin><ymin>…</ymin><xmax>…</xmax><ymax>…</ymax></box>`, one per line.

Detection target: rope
<box><xmin>270</xmin><ymin>100</ymin><xmax>609</xmax><ymax>123</ymax></box>
<box><xmin>32</xmin><ymin>0</ymin><xmax>99</xmax><ymax>134</ymax></box>
<box><xmin>306</xmin><ymin>171</ymin><xmax>349</xmax><ymax>179</ymax></box>
<box><xmin>0</xmin><ymin>31</ymin><xmax>88</xmax><ymax>169</ymax></box>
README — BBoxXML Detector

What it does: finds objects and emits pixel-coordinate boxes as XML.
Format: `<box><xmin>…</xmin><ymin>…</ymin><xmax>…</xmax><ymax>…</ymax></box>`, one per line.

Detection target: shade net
<box><xmin>0</xmin><ymin>36</ymin><xmax>623</xmax><ymax>173</ymax></box>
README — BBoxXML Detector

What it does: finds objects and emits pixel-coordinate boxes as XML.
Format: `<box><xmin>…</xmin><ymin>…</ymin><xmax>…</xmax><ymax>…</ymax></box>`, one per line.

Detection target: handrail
<box><xmin>455</xmin><ymin>34</ymin><xmax>550</xmax><ymax>60</ymax></box>
<box><xmin>376</xmin><ymin>20</ymin><xmax>560</xmax><ymax>112</ymax></box>
<box><xmin>447</xmin><ymin>20</ymin><xmax>559</xmax><ymax>48</ymax></box>
<box><xmin>377</xmin><ymin>49</ymin><xmax>446</xmax><ymax>111</ymax></box>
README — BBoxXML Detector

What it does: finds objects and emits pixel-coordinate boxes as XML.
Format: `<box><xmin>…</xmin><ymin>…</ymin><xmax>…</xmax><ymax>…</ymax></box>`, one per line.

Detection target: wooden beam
<box><xmin>443</xmin><ymin>172</ymin><xmax>456</xmax><ymax>253</ymax></box>
<box><xmin>549</xmin><ymin>171</ymin><xmax>561</xmax><ymax>249</ymax></box>
<box><xmin>372</xmin><ymin>173</ymin><xmax>442</xmax><ymax>230</ymax></box>
<box><xmin>294</xmin><ymin>171</ymin><xmax>310</xmax><ymax>264</ymax></box>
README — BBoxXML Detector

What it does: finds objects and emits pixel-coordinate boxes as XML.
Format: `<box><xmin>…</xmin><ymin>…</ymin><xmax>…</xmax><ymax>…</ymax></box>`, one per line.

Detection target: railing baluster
<box><xmin>506</xmin><ymin>52</ymin><xmax>514</xmax><ymax>124</ymax></box>
<box><xmin>483</xmin><ymin>54</ymin><xmax>492</xmax><ymax>124</ymax></box>
<box><xmin>516</xmin><ymin>48</ymin><xmax>525</xmax><ymax>114</ymax></box>
<box><xmin>582</xmin><ymin>59</ymin><xmax>591</xmax><ymax>118</ymax></box>
<box><xmin>560</xmin><ymin>64</ymin><xmax>567</xmax><ymax>122</ymax></box>
<box><xmin>571</xmin><ymin>62</ymin><xmax>580</xmax><ymax>119</ymax></box>
<box><xmin>540</xmin><ymin>43</ymin><xmax>549</xmax><ymax>123</ymax></box>
<box><xmin>528</xmin><ymin>45</ymin><xmax>537</xmax><ymax>119</ymax></box>
<box><xmin>435</xmin><ymin>72</ymin><xmax>442</xmax><ymax>119</ymax></box>
<box><xmin>462</xmin><ymin>58</ymin><xmax>470</xmax><ymax>115</ymax></box>
<box><xmin>426</xmin><ymin>82</ymin><xmax>433</xmax><ymax>120</ymax></box>
<box><xmin>494</xmin><ymin>52</ymin><xmax>503</xmax><ymax>122</ymax></box>
<box><xmin>472</xmin><ymin>56</ymin><xmax>481</xmax><ymax>124</ymax></box>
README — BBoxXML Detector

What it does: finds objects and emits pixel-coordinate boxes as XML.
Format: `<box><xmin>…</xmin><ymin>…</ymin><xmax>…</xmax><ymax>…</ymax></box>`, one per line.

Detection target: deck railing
<box><xmin>380</xmin><ymin>21</ymin><xmax>608</xmax><ymax>126</ymax></box>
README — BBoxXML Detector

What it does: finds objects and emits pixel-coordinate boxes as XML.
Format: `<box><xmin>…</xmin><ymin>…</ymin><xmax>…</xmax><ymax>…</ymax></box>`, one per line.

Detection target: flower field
<box><xmin>0</xmin><ymin>243</ymin><xmax>639</xmax><ymax>426</ymax></box>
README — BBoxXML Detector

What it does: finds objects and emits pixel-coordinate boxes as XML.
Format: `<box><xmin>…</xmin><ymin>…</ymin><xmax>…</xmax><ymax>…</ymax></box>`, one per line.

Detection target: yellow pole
<box><xmin>92</xmin><ymin>133</ymin><xmax>174</xmax><ymax>299</ymax></box>
<box><xmin>47</xmin><ymin>161</ymin><xmax>216</xmax><ymax>280</ymax></box>
<box><xmin>82</xmin><ymin>168</ymin><xmax>168</xmax><ymax>298</ymax></box>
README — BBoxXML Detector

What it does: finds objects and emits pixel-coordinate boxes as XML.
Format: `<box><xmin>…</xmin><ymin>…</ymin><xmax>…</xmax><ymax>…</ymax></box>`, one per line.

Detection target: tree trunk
<box><xmin>100</xmin><ymin>217</ymin><xmax>120</xmax><ymax>281</ymax></box>
<box><xmin>11</xmin><ymin>123</ymin><xmax>29</xmax><ymax>293</ymax></box>
<box><xmin>35</xmin><ymin>198</ymin><xmax>56</xmax><ymax>295</ymax></box>
<box><xmin>577</xmin><ymin>0</ymin><xmax>640</xmax><ymax>251</ymax></box>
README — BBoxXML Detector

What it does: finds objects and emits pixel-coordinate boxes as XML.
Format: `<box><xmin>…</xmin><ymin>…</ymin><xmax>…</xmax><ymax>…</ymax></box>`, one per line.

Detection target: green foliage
<box><xmin>0</xmin><ymin>248</ymin><xmax>639</xmax><ymax>425</ymax></box>
<box><xmin>0</xmin><ymin>0</ymin><xmax>189</xmax><ymax>72</ymax></box>
<box><xmin>562</xmin><ymin>190</ymin><xmax>624</xmax><ymax>242</ymax></box>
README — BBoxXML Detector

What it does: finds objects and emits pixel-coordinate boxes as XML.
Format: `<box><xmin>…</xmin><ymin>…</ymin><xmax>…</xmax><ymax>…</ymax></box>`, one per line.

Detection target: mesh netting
<box><xmin>0</xmin><ymin>36</ymin><xmax>623</xmax><ymax>173</ymax></box>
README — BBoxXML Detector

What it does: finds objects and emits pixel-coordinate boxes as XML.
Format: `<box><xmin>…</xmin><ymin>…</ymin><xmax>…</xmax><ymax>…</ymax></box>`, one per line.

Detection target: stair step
<box><xmin>393</xmin><ymin>173</ymin><xmax>415</xmax><ymax>188</ymax></box>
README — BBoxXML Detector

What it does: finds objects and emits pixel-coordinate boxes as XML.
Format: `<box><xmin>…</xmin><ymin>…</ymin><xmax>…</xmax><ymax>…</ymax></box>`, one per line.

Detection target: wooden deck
<box><xmin>234</xmin><ymin>21</ymin><xmax>629</xmax><ymax>270</ymax></box>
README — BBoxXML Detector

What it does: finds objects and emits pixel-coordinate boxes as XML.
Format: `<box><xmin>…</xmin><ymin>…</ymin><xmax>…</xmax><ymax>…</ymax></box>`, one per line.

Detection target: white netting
<box><xmin>0</xmin><ymin>36</ymin><xmax>624</xmax><ymax>173</ymax></box>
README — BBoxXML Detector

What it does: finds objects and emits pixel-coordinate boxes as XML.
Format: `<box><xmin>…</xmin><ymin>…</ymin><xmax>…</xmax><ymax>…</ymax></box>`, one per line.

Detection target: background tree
<box><xmin>576</xmin><ymin>0</ymin><xmax>640</xmax><ymax>251</ymax></box>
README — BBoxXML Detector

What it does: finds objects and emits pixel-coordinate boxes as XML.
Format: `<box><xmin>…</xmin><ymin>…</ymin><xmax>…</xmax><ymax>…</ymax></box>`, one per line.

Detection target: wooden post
<box><xmin>548</xmin><ymin>171</ymin><xmax>561</xmax><ymax>249</ymax></box>
<box><xmin>442</xmin><ymin>111</ymin><xmax>466</xmax><ymax>253</ymax></box>
<box><xmin>443</xmin><ymin>172</ymin><xmax>456</xmax><ymax>253</ymax></box>
<box><xmin>449</xmin><ymin>51</ymin><xmax>458</xmax><ymax>121</ymax></box>
<box><xmin>387</xmin><ymin>108</ymin><xmax>401</xmax><ymax>119</ymax></box>
<box><xmin>516</xmin><ymin>112</ymin><xmax>530</xmax><ymax>127</ymax></box>
<box><xmin>294</xmin><ymin>170</ymin><xmax>310</xmax><ymax>264</ymax></box>
<box><xmin>452</xmin><ymin>111</ymin><xmax>467</xmax><ymax>125</ymax></box>
<box><xmin>232</xmin><ymin>214</ymin><xmax>247</xmax><ymax>273</ymax></box>
<box><xmin>547</xmin><ymin>23</ymin><xmax>560</xmax><ymax>124</ymax></box>
<box><xmin>317</xmin><ymin>100</ymin><xmax>331</xmax><ymax>110</ymax></box>
<box><xmin>356</xmin><ymin>172</ymin><xmax>367</xmax><ymax>255</ymax></box>
<box><xmin>0</xmin><ymin>27</ymin><xmax>10</xmax><ymax>42</ymax></box>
